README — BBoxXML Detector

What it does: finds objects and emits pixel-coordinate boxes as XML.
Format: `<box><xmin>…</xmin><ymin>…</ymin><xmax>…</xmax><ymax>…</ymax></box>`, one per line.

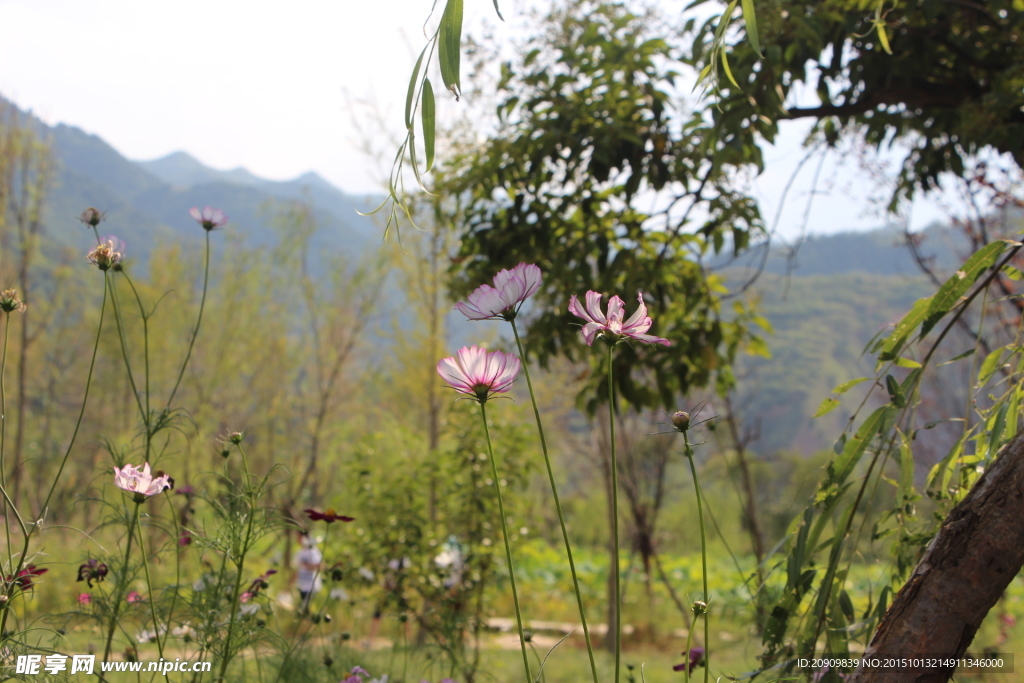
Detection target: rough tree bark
<box><xmin>850</xmin><ymin>430</ymin><xmax>1024</xmax><ymax>683</ymax></box>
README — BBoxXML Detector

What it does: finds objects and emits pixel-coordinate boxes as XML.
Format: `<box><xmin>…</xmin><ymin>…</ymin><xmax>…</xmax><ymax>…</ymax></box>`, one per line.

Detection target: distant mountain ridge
<box><xmin>12</xmin><ymin>101</ymin><xmax>388</xmax><ymax>274</ymax></box>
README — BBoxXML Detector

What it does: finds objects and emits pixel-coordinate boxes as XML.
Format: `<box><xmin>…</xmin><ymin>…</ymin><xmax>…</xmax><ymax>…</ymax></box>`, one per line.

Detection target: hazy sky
<box><xmin>0</xmin><ymin>0</ymin><xmax>953</xmax><ymax>239</ymax></box>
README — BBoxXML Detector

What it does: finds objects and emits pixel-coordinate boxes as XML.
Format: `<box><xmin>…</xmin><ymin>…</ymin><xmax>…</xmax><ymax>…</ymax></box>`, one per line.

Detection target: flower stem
<box><xmin>159</xmin><ymin>490</ymin><xmax>183</xmax><ymax>654</ymax></box>
<box><xmin>104</xmin><ymin>502</ymin><xmax>141</xmax><ymax>663</ymax></box>
<box><xmin>510</xmin><ymin>318</ymin><xmax>600</xmax><ymax>683</ymax></box>
<box><xmin>479</xmin><ymin>400</ymin><xmax>532</xmax><ymax>683</ymax></box>
<box><xmin>607</xmin><ymin>343</ymin><xmax>621</xmax><ymax>683</ymax></box>
<box><xmin>166</xmin><ymin>229</ymin><xmax>210</xmax><ymax>411</ymax></box>
<box><xmin>136</xmin><ymin>510</ymin><xmax>165</xmax><ymax>659</ymax></box>
<box><xmin>1</xmin><ymin>313</ymin><xmax>13</xmax><ymax>563</ymax></box>
<box><xmin>683</xmin><ymin>431</ymin><xmax>709</xmax><ymax>683</ymax></box>
<box><xmin>219</xmin><ymin>441</ymin><xmax>259</xmax><ymax>682</ymax></box>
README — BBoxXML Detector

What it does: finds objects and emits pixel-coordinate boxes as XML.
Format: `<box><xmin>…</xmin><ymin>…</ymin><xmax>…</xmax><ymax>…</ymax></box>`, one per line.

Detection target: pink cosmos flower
<box><xmin>455</xmin><ymin>263</ymin><xmax>542</xmax><ymax>321</ymax></box>
<box><xmin>78</xmin><ymin>593</ymin><xmax>92</xmax><ymax>605</ymax></box>
<box><xmin>568</xmin><ymin>291</ymin><xmax>671</xmax><ymax>347</ymax></box>
<box><xmin>126</xmin><ymin>590</ymin><xmax>144</xmax><ymax>604</ymax></box>
<box><xmin>437</xmin><ymin>346</ymin><xmax>521</xmax><ymax>403</ymax></box>
<box><xmin>189</xmin><ymin>206</ymin><xmax>228</xmax><ymax>231</ymax></box>
<box><xmin>114</xmin><ymin>463</ymin><xmax>173</xmax><ymax>501</ymax></box>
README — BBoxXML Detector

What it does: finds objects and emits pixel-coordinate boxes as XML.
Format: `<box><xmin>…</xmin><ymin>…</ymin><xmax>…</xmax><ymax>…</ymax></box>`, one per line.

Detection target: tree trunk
<box><xmin>850</xmin><ymin>430</ymin><xmax>1024</xmax><ymax>683</ymax></box>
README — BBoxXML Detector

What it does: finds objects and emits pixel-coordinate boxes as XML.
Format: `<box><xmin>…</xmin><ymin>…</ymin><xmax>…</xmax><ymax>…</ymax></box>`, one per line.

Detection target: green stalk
<box><xmin>104</xmin><ymin>502</ymin><xmax>142</xmax><ymax>663</ymax></box>
<box><xmin>136</xmin><ymin>511</ymin><xmax>164</xmax><ymax>659</ymax></box>
<box><xmin>158</xmin><ymin>490</ymin><xmax>183</xmax><ymax>654</ymax></box>
<box><xmin>120</xmin><ymin>273</ymin><xmax>152</xmax><ymax>461</ymax></box>
<box><xmin>166</xmin><ymin>230</ymin><xmax>211</xmax><ymax>410</ymax></box>
<box><xmin>479</xmin><ymin>400</ymin><xmax>532</xmax><ymax>683</ymax></box>
<box><xmin>218</xmin><ymin>441</ymin><xmax>258</xmax><ymax>682</ymax></box>
<box><xmin>681</xmin><ymin>614</ymin><xmax>699</xmax><ymax>683</ymax></box>
<box><xmin>683</xmin><ymin>430</ymin><xmax>710</xmax><ymax>683</ymax></box>
<box><xmin>1</xmin><ymin>313</ymin><xmax>12</xmax><ymax>564</ymax></box>
<box><xmin>510</xmin><ymin>318</ymin><xmax>600</xmax><ymax>683</ymax></box>
<box><xmin>607</xmin><ymin>343</ymin><xmax>621</xmax><ymax>683</ymax></box>
<box><xmin>107</xmin><ymin>275</ymin><xmax>146</xmax><ymax>422</ymax></box>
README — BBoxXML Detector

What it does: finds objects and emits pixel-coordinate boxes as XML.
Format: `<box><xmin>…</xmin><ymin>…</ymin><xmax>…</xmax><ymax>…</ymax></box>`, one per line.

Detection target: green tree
<box><xmin>689</xmin><ymin>0</ymin><xmax>1024</xmax><ymax>206</ymax></box>
<box><xmin>441</xmin><ymin>0</ymin><xmax>770</xmax><ymax>414</ymax></box>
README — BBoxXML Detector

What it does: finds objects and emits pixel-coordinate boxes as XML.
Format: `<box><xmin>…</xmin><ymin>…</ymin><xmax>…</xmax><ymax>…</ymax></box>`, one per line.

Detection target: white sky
<box><xmin>0</xmin><ymin>0</ymin><xmax>955</xmax><ymax>239</ymax></box>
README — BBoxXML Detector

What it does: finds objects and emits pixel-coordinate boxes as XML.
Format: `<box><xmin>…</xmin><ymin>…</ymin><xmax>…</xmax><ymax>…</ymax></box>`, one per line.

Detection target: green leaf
<box><xmin>405</xmin><ymin>46</ymin><xmax>428</xmax><ymax>128</ymax></box>
<box><xmin>1016</xmin><ymin>0</ymin><xmax>1024</xmax><ymax>12</ymax></box>
<box><xmin>875</xmin><ymin>22</ymin><xmax>892</xmax><ymax>54</ymax></box>
<box><xmin>939</xmin><ymin>348</ymin><xmax>975</xmax><ymax>366</ymax></box>
<box><xmin>720</xmin><ymin>48</ymin><xmax>739</xmax><ymax>88</ymax></box>
<box><xmin>831</xmin><ymin>405</ymin><xmax>894</xmax><ymax>488</ymax></box>
<box><xmin>978</xmin><ymin>347</ymin><xmax>1006</xmax><ymax>386</ymax></box>
<box><xmin>741</xmin><ymin>0</ymin><xmax>761</xmax><ymax>56</ymax></box>
<box><xmin>813</xmin><ymin>397</ymin><xmax>840</xmax><ymax>418</ymax></box>
<box><xmin>893</xmin><ymin>357</ymin><xmax>921</xmax><ymax>369</ymax></box>
<box><xmin>422</xmin><ymin>78</ymin><xmax>436</xmax><ymax>172</ymax></box>
<box><xmin>885</xmin><ymin>374</ymin><xmax>905</xmax><ymax>408</ymax></box>
<box><xmin>832</xmin><ymin>377</ymin><xmax>869</xmax><ymax>395</ymax></box>
<box><xmin>920</xmin><ymin>240</ymin><xmax>1011</xmax><ymax>338</ymax></box>
<box><xmin>898</xmin><ymin>432</ymin><xmax>915</xmax><ymax>504</ymax></box>
<box><xmin>491</xmin><ymin>0</ymin><xmax>504</xmax><ymax>21</ymax></box>
<box><xmin>438</xmin><ymin>0</ymin><xmax>464</xmax><ymax>99</ymax></box>
<box><xmin>879</xmin><ymin>296</ymin><xmax>933</xmax><ymax>360</ymax></box>
<box><xmin>1002</xmin><ymin>265</ymin><xmax>1023</xmax><ymax>281</ymax></box>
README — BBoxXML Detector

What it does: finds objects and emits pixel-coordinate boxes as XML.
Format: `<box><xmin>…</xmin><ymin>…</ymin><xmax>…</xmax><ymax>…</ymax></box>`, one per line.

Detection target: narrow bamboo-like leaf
<box><xmin>978</xmin><ymin>347</ymin><xmax>1006</xmax><ymax>386</ymax></box>
<box><xmin>926</xmin><ymin>431</ymin><xmax>968</xmax><ymax>496</ymax></box>
<box><xmin>893</xmin><ymin>357</ymin><xmax>922</xmax><ymax>369</ymax></box>
<box><xmin>832</xmin><ymin>377</ymin><xmax>870</xmax><ymax>395</ymax></box>
<box><xmin>879</xmin><ymin>296</ymin><xmax>933</xmax><ymax>360</ymax></box>
<box><xmin>741</xmin><ymin>0</ymin><xmax>761</xmax><ymax>56</ymax></box>
<box><xmin>695</xmin><ymin>63</ymin><xmax>713</xmax><ymax>87</ymax></box>
<box><xmin>438</xmin><ymin>0</ymin><xmax>464</xmax><ymax>98</ymax></box>
<box><xmin>938</xmin><ymin>348</ymin><xmax>975</xmax><ymax>366</ymax></box>
<box><xmin>898</xmin><ymin>433</ymin><xmax>915</xmax><ymax>505</ymax></box>
<box><xmin>405</xmin><ymin>46</ymin><xmax>428</xmax><ymax>128</ymax></box>
<box><xmin>720</xmin><ymin>48</ymin><xmax>739</xmax><ymax>88</ymax></box>
<box><xmin>831</xmin><ymin>405</ymin><xmax>894</xmax><ymax>487</ymax></box>
<box><xmin>921</xmin><ymin>240</ymin><xmax>1011</xmax><ymax>338</ymax></box>
<box><xmin>813</xmin><ymin>397</ymin><xmax>840</xmax><ymax>418</ymax></box>
<box><xmin>491</xmin><ymin>0</ymin><xmax>504</xmax><ymax>21</ymax></box>
<box><xmin>1002</xmin><ymin>265</ymin><xmax>1023</xmax><ymax>281</ymax></box>
<box><xmin>986</xmin><ymin>401</ymin><xmax>1010</xmax><ymax>459</ymax></box>
<box><xmin>875</xmin><ymin>22</ymin><xmax>892</xmax><ymax>54</ymax></box>
<box><xmin>422</xmin><ymin>78</ymin><xmax>436</xmax><ymax>172</ymax></box>
<box><xmin>885</xmin><ymin>374</ymin><xmax>905</xmax><ymax>408</ymax></box>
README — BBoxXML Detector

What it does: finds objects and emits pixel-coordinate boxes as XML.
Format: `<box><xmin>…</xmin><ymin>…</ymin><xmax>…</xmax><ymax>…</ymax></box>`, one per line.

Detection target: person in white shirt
<box><xmin>294</xmin><ymin>532</ymin><xmax>323</xmax><ymax>615</ymax></box>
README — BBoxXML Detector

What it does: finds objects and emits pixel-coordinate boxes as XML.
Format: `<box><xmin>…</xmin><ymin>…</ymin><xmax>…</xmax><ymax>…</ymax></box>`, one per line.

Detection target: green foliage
<box><xmin>689</xmin><ymin>0</ymin><xmax>1024</xmax><ymax>207</ymax></box>
<box><xmin>442</xmin><ymin>0</ymin><xmax>768</xmax><ymax>414</ymax></box>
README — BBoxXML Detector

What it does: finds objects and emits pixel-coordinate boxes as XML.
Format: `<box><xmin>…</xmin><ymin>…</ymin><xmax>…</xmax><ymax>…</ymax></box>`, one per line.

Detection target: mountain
<box><xmin>25</xmin><ymin>107</ymin><xmax>387</xmax><ymax>274</ymax></box>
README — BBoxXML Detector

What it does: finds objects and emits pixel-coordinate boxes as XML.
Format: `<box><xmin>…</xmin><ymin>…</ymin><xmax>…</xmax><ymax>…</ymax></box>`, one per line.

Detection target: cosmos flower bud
<box><xmin>672</xmin><ymin>411</ymin><xmax>690</xmax><ymax>432</ymax></box>
<box><xmin>79</xmin><ymin>207</ymin><xmax>105</xmax><ymax>228</ymax></box>
<box><xmin>692</xmin><ymin>600</ymin><xmax>708</xmax><ymax>615</ymax></box>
